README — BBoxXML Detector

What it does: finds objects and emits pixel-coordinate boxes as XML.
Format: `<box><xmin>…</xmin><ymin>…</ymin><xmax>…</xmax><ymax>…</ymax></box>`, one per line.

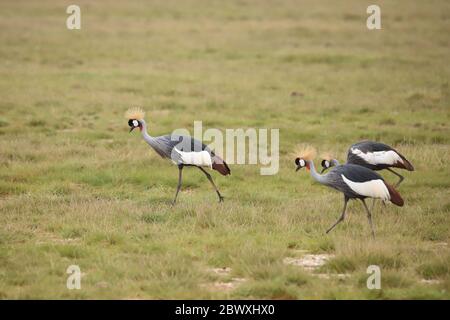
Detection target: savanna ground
<box><xmin>0</xmin><ymin>0</ymin><xmax>449</xmax><ymax>299</ymax></box>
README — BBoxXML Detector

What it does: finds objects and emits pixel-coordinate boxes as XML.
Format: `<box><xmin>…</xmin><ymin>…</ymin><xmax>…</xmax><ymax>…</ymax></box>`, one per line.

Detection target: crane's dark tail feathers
<box><xmin>396</xmin><ymin>154</ymin><xmax>414</xmax><ymax>171</ymax></box>
<box><xmin>386</xmin><ymin>183</ymin><xmax>404</xmax><ymax>206</ymax></box>
<box><xmin>212</xmin><ymin>155</ymin><xmax>231</xmax><ymax>176</ymax></box>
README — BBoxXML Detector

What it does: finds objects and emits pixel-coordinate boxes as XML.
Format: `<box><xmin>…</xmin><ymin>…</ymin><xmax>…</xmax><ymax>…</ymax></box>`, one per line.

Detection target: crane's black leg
<box><xmin>361</xmin><ymin>199</ymin><xmax>376</xmax><ymax>239</ymax></box>
<box><xmin>371</xmin><ymin>197</ymin><xmax>388</xmax><ymax>214</ymax></box>
<box><xmin>370</xmin><ymin>199</ymin><xmax>386</xmax><ymax>216</ymax></box>
<box><xmin>371</xmin><ymin>198</ymin><xmax>377</xmax><ymax>213</ymax></box>
<box><xmin>326</xmin><ymin>196</ymin><xmax>348</xmax><ymax>234</ymax></box>
<box><xmin>172</xmin><ymin>164</ymin><xmax>183</xmax><ymax>205</ymax></box>
<box><xmin>198</xmin><ymin>167</ymin><xmax>224</xmax><ymax>202</ymax></box>
<box><xmin>386</xmin><ymin>168</ymin><xmax>404</xmax><ymax>187</ymax></box>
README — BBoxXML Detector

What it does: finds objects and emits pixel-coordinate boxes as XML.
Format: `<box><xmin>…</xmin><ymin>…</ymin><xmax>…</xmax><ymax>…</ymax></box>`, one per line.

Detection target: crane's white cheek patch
<box><xmin>341</xmin><ymin>174</ymin><xmax>390</xmax><ymax>201</ymax></box>
<box><xmin>351</xmin><ymin>148</ymin><xmax>403</xmax><ymax>166</ymax></box>
<box><xmin>132</xmin><ymin>120</ymin><xmax>139</xmax><ymax>127</ymax></box>
<box><xmin>174</xmin><ymin>149</ymin><xmax>212</xmax><ymax>167</ymax></box>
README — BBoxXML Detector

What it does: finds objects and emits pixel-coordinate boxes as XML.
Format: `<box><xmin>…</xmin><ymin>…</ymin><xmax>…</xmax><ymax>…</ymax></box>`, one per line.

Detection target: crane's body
<box><xmin>299</xmin><ymin>160</ymin><xmax>403</xmax><ymax>205</ymax></box>
<box><xmin>347</xmin><ymin>141</ymin><xmax>414</xmax><ymax>173</ymax></box>
<box><xmin>140</xmin><ymin>129</ymin><xmax>229</xmax><ymax>175</ymax></box>
<box><xmin>321</xmin><ymin>140</ymin><xmax>414</xmax><ymax>187</ymax></box>
<box><xmin>295</xmin><ymin>150</ymin><xmax>404</xmax><ymax>238</ymax></box>
<box><xmin>127</xmin><ymin>109</ymin><xmax>229</xmax><ymax>204</ymax></box>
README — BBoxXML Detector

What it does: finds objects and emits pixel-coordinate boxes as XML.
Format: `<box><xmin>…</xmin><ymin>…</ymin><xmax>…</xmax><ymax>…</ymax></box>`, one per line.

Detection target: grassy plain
<box><xmin>0</xmin><ymin>0</ymin><xmax>449</xmax><ymax>299</ymax></box>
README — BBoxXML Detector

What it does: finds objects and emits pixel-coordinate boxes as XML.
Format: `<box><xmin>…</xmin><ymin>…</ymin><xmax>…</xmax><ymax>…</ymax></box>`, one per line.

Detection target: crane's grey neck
<box><xmin>140</xmin><ymin>119</ymin><xmax>156</xmax><ymax>145</ymax></box>
<box><xmin>139</xmin><ymin>119</ymin><xmax>168</xmax><ymax>159</ymax></box>
<box><xmin>307</xmin><ymin>160</ymin><xmax>327</xmax><ymax>184</ymax></box>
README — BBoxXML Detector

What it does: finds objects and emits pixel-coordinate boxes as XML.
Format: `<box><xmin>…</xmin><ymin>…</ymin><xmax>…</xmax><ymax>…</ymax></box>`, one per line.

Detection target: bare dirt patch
<box><xmin>283</xmin><ymin>254</ymin><xmax>334</xmax><ymax>271</ymax></box>
<box><xmin>202</xmin><ymin>277</ymin><xmax>247</xmax><ymax>292</ymax></box>
<box><xmin>207</xmin><ymin>267</ymin><xmax>232</xmax><ymax>276</ymax></box>
<box><xmin>315</xmin><ymin>273</ymin><xmax>351</xmax><ymax>280</ymax></box>
<box><xmin>35</xmin><ymin>232</ymin><xmax>81</xmax><ymax>245</ymax></box>
<box><xmin>202</xmin><ymin>267</ymin><xmax>247</xmax><ymax>292</ymax></box>
<box><xmin>283</xmin><ymin>253</ymin><xmax>351</xmax><ymax>280</ymax></box>
<box><xmin>420</xmin><ymin>279</ymin><xmax>442</xmax><ymax>285</ymax></box>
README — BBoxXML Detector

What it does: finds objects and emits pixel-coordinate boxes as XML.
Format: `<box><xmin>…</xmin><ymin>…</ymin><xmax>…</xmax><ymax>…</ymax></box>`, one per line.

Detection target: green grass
<box><xmin>0</xmin><ymin>0</ymin><xmax>449</xmax><ymax>299</ymax></box>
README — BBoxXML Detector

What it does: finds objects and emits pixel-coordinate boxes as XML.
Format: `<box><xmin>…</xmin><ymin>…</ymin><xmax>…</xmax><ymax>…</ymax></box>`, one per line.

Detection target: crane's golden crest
<box><xmin>294</xmin><ymin>145</ymin><xmax>316</xmax><ymax>161</ymax></box>
<box><xmin>125</xmin><ymin>107</ymin><xmax>145</xmax><ymax>120</ymax></box>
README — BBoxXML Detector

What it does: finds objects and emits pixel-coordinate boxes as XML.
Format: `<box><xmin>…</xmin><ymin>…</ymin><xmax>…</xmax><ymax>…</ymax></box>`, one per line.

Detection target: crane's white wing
<box><xmin>341</xmin><ymin>174</ymin><xmax>390</xmax><ymax>201</ymax></box>
<box><xmin>172</xmin><ymin>148</ymin><xmax>212</xmax><ymax>168</ymax></box>
<box><xmin>350</xmin><ymin>148</ymin><xmax>404</xmax><ymax>166</ymax></box>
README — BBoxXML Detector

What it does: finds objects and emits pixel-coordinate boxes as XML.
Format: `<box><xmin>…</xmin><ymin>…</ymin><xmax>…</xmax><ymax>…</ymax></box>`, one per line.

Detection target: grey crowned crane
<box><xmin>295</xmin><ymin>147</ymin><xmax>404</xmax><ymax>238</ymax></box>
<box><xmin>320</xmin><ymin>141</ymin><xmax>414</xmax><ymax>187</ymax></box>
<box><xmin>126</xmin><ymin>108</ymin><xmax>230</xmax><ymax>204</ymax></box>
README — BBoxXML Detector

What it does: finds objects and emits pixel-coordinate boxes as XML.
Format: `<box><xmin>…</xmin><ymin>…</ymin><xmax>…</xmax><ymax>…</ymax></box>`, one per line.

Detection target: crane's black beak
<box><xmin>129</xmin><ymin>126</ymin><xmax>136</xmax><ymax>133</ymax></box>
<box><xmin>320</xmin><ymin>168</ymin><xmax>326</xmax><ymax>174</ymax></box>
<box><xmin>295</xmin><ymin>165</ymin><xmax>302</xmax><ymax>172</ymax></box>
